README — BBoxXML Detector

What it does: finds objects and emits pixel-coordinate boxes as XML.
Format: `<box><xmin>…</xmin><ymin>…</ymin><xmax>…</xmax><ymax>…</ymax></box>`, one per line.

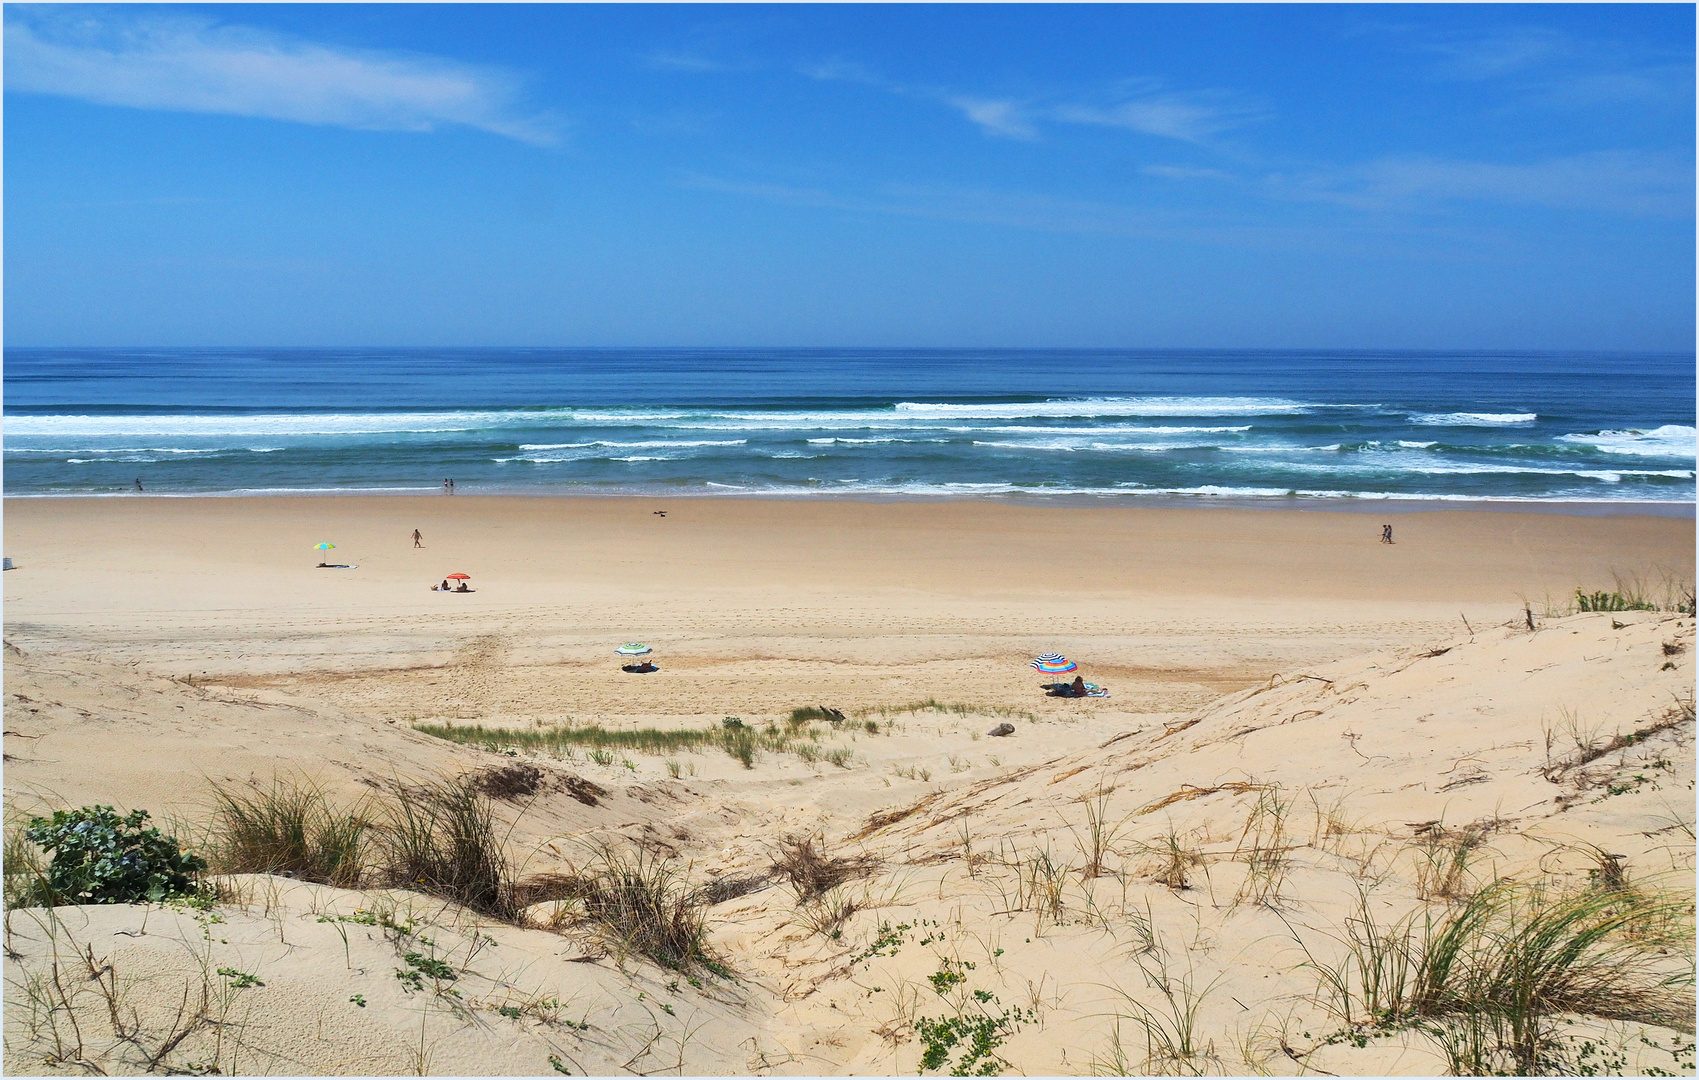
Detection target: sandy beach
<box><xmin>4</xmin><ymin>496</ymin><xmax>1694</xmax><ymax>1075</ymax></box>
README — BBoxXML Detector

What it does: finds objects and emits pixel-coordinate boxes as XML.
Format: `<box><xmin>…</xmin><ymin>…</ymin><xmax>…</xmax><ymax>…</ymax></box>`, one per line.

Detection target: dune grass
<box><xmin>1549</xmin><ymin>572</ymin><xmax>1697</xmax><ymax>617</ymax></box>
<box><xmin>375</xmin><ymin>776</ymin><xmax>521</xmax><ymax>920</ymax></box>
<box><xmin>206</xmin><ymin>777</ymin><xmax>367</xmax><ymax>888</ymax></box>
<box><xmin>414</xmin><ymin>717</ymin><xmax>873</xmax><ymax>771</ymax></box>
<box><xmin>414</xmin><ymin>721</ymin><xmax>719</xmax><ymax>756</ymax></box>
<box><xmin>549</xmin><ymin>843</ymin><xmax>721</xmax><ymax>973</ymax></box>
<box><xmin>1300</xmin><ymin>877</ymin><xmax>1696</xmax><ymax>1075</ymax></box>
<box><xmin>3</xmin><ymin>820</ymin><xmax>52</xmax><ymax>910</ymax></box>
<box><xmin>855</xmin><ymin>698</ymin><xmax>1040</xmax><ymax>724</ymax></box>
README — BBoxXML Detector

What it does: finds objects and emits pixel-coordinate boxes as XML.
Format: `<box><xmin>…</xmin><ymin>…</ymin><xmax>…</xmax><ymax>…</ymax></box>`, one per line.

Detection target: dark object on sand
<box><xmin>987</xmin><ymin>723</ymin><xmax>1015</xmax><ymax>737</ymax></box>
<box><xmin>769</xmin><ymin>834</ymin><xmax>882</xmax><ymax>902</ymax></box>
<box><xmin>473</xmin><ymin>763</ymin><xmax>543</xmax><ymax>801</ymax></box>
<box><xmin>559</xmin><ymin>774</ymin><xmax>607</xmax><ymax>806</ymax></box>
<box><xmin>695</xmin><ymin>872</ymin><xmax>770</xmax><ymax>905</ymax></box>
<box><xmin>622</xmin><ymin>662</ymin><xmax>659</xmax><ymax>674</ymax></box>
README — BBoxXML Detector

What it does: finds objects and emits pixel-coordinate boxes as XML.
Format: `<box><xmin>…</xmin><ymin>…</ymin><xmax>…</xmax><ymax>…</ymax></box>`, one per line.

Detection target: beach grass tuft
<box><xmin>206</xmin><ymin>777</ymin><xmax>368</xmax><ymax>888</ymax></box>
<box><xmin>1300</xmin><ymin>878</ymin><xmax>1696</xmax><ymax>1073</ymax></box>
<box><xmin>559</xmin><ymin>844</ymin><xmax>718</xmax><ymax>972</ymax></box>
<box><xmin>375</xmin><ymin>776</ymin><xmax>518</xmax><ymax>921</ymax></box>
<box><xmin>3</xmin><ymin>819</ymin><xmax>52</xmax><ymax>910</ymax></box>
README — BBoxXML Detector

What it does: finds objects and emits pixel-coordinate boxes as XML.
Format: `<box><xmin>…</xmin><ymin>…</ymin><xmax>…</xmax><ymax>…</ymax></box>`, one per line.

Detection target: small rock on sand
<box><xmin>987</xmin><ymin>723</ymin><xmax>1015</xmax><ymax>737</ymax></box>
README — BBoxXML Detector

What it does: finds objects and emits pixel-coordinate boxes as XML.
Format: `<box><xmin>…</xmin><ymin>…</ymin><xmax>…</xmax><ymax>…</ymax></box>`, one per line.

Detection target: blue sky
<box><xmin>4</xmin><ymin>3</ymin><xmax>1693</xmax><ymax>348</ymax></box>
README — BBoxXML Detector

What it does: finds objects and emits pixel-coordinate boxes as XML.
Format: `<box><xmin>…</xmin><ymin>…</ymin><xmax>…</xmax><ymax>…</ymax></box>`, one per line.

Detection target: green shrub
<box><xmin>23</xmin><ymin>806</ymin><xmax>205</xmax><ymax>905</ymax></box>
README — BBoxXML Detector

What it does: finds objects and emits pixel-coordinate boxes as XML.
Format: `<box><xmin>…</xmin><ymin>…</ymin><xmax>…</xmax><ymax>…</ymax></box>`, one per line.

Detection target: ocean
<box><xmin>4</xmin><ymin>348</ymin><xmax>1694</xmax><ymax>508</ymax></box>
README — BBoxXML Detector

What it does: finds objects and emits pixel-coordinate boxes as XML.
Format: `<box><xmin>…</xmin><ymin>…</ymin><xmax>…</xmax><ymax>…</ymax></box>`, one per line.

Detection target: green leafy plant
<box><xmin>928</xmin><ymin>958</ymin><xmax>975</xmax><ymax>995</ymax></box>
<box><xmin>403</xmin><ymin>952</ymin><xmax>458</xmax><ymax>981</ymax></box>
<box><xmin>22</xmin><ymin>806</ymin><xmax>205</xmax><ymax>905</ymax></box>
<box><xmin>216</xmin><ymin>966</ymin><xmax>264</xmax><ymax>989</ymax></box>
<box><xmin>916</xmin><ymin>997</ymin><xmax>1033</xmax><ymax>1075</ymax></box>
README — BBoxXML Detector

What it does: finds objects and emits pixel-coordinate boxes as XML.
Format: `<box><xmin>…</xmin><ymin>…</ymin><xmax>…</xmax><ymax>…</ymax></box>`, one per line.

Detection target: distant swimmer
<box><xmin>134</xmin><ymin>478</ymin><xmax>144</xmax><ymax>492</ymax></box>
<box><xmin>412</xmin><ymin>529</ymin><xmax>424</xmax><ymax>548</ymax></box>
<box><xmin>1381</xmin><ymin>524</ymin><xmax>1394</xmax><ymax>544</ymax></box>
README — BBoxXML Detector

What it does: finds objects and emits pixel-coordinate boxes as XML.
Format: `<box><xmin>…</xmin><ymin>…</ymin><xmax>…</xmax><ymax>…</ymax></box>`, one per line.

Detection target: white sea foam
<box><xmin>1398</xmin><ymin>440</ymin><xmax>1438</xmax><ymax>448</ymax></box>
<box><xmin>894</xmin><ymin>397</ymin><xmax>1315</xmax><ymax>418</ymax></box>
<box><xmin>8</xmin><ymin>446</ymin><xmax>271</xmax><ymax>455</ymax></box>
<box><xmin>1557</xmin><ymin>425</ymin><xmax>1697</xmax><ymax>458</ymax></box>
<box><xmin>805</xmin><ymin>437</ymin><xmax>906</xmax><ymax>445</ymax></box>
<box><xmin>2</xmin><ymin>410</ymin><xmax>586</xmax><ymax>437</ymax></box>
<box><xmin>1409</xmin><ymin>412</ymin><xmax>1537</xmax><ymax>426</ymax></box>
<box><xmin>971</xmin><ymin>439</ymin><xmax>1221</xmax><ymax>453</ymax></box>
<box><xmin>946</xmin><ymin>424</ymin><xmax>1253</xmax><ymax>435</ymax></box>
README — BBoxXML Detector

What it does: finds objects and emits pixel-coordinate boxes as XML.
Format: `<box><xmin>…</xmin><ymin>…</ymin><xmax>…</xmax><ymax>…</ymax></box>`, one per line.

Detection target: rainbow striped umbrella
<box><xmin>1031</xmin><ymin>653</ymin><xmax>1077</xmax><ymax>675</ymax></box>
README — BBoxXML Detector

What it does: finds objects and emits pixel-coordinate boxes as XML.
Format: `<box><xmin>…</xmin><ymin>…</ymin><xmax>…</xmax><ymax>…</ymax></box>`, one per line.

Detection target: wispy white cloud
<box><xmin>1421</xmin><ymin>26</ymin><xmax>1573</xmax><ymax>80</ymax></box>
<box><xmin>4</xmin><ymin>10</ymin><xmax>559</xmax><ymax>145</ymax></box>
<box><xmin>1391</xmin><ymin>22</ymin><xmax>1690</xmax><ymax>110</ymax></box>
<box><xmin>1142</xmin><ymin>164</ymin><xmax>1233</xmax><ymax>182</ymax></box>
<box><xmin>947</xmin><ymin>97</ymin><xmax>1037</xmax><ymax>140</ymax></box>
<box><xmin>681</xmin><ymin>173</ymin><xmax>1173</xmax><ymax>238</ymax></box>
<box><xmin>678</xmin><ymin>172</ymin><xmax>1499</xmax><ymax>258</ymax></box>
<box><xmin>948</xmin><ymin>89</ymin><xmax>1251</xmax><ymax>143</ymax></box>
<box><xmin>1052</xmin><ymin>94</ymin><xmax>1248</xmax><ymax>143</ymax></box>
<box><xmin>797</xmin><ymin>58</ymin><xmax>889</xmax><ymax>87</ymax></box>
<box><xmin>797</xmin><ymin>55</ymin><xmax>1249</xmax><ymax>144</ymax></box>
<box><xmin>1275</xmin><ymin>151</ymin><xmax>1693</xmax><ymax>217</ymax></box>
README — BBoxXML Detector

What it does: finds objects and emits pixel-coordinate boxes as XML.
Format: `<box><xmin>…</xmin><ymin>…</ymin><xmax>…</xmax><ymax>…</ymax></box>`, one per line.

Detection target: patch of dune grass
<box><xmin>415</xmin><ymin>721</ymin><xmax>719</xmax><ymax>756</ymax></box>
<box><xmin>416</xmin><ymin>719</ymin><xmax>863</xmax><ymax>771</ymax></box>
<box><xmin>542</xmin><ymin>844</ymin><xmax>721</xmax><ymax>973</ymax></box>
<box><xmin>376</xmin><ymin>776</ymin><xmax>519</xmax><ymax>920</ymax></box>
<box><xmin>3</xmin><ymin>820</ymin><xmax>52</xmax><ymax>909</ymax></box>
<box><xmin>856</xmin><ymin>698</ymin><xmax>1040</xmax><ymax>724</ymax></box>
<box><xmin>206</xmin><ymin>778</ymin><xmax>367</xmax><ymax>888</ymax></box>
<box><xmin>1298</xmin><ymin>878</ymin><xmax>1696</xmax><ymax>1075</ymax></box>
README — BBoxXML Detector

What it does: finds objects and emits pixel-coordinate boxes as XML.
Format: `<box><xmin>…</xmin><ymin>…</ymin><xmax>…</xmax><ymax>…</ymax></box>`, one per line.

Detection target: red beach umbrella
<box><xmin>446</xmin><ymin>573</ymin><xmax>471</xmax><ymax>580</ymax></box>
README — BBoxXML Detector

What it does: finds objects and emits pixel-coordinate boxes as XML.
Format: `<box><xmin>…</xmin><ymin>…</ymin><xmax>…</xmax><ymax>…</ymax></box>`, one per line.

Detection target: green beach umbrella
<box><xmin>616</xmin><ymin>643</ymin><xmax>652</xmax><ymax>657</ymax></box>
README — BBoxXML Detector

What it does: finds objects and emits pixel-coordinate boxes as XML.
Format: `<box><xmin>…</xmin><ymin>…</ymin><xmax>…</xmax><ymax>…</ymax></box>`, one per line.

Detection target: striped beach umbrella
<box><xmin>616</xmin><ymin>643</ymin><xmax>652</xmax><ymax>657</ymax></box>
<box><xmin>314</xmin><ymin>542</ymin><xmax>336</xmax><ymax>551</ymax></box>
<box><xmin>1031</xmin><ymin>652</ymin><xmax>1077</xmax><ymax>675</ymax></box>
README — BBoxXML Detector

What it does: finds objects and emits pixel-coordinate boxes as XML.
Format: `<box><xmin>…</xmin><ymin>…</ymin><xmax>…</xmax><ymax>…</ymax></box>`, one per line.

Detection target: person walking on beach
<box><xmin>1381</xmin><ymin>523</ymin><xmax>1394</xmax><ymax>544</ymax></box>
<box><xmin>412</xmin><ymin>529</ymin><xmax>424</xmax><ymax>548</ymax></box>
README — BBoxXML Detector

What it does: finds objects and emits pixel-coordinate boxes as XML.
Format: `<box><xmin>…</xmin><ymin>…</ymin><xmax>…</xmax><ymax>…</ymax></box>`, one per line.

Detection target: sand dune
<box><xmin>3</xmin><ymin>498</ymin><xmax>1693</xmax><ymax>1075</ymax></box>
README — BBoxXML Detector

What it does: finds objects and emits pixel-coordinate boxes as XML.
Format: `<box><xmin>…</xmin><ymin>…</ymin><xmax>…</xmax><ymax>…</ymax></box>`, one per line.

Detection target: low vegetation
<box><xmin>1300</xmin><ymin>878</ymin><xmax>1696</xmax><ymax>1075</ymax></box>
<box><xmin>415</xmin><ymin>712</ymin><xmax>870</xmax><ymax>771</ymax></box>
<box><xmin>206</xmin><ymin>777</ymin><xmax>366</xmax><ymax>887</ymax></box>
<box><xmin>545</xmin><ymin>844</ymin><xmax>722</xmax><ymax>973</ymax></box>
<box><xmin>15</xmin><ymin>806</ymin><xmax>205</xmax><ymax>906</ymax></box>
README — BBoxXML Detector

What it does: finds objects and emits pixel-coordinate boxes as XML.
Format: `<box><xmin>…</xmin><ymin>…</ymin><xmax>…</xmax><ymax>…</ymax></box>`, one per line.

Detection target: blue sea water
<box><xmin>3</xmin><ymin>348</ymin><xmax>1694</xmax><ymax>507</ymax></box>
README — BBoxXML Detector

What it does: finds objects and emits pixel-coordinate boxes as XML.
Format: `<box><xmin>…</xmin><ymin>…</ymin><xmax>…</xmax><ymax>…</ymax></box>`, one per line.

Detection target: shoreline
<box><xmin>5</xmin><ymin>488</ymin><xmax>1694</xmax><ymax>518</ymax></box>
